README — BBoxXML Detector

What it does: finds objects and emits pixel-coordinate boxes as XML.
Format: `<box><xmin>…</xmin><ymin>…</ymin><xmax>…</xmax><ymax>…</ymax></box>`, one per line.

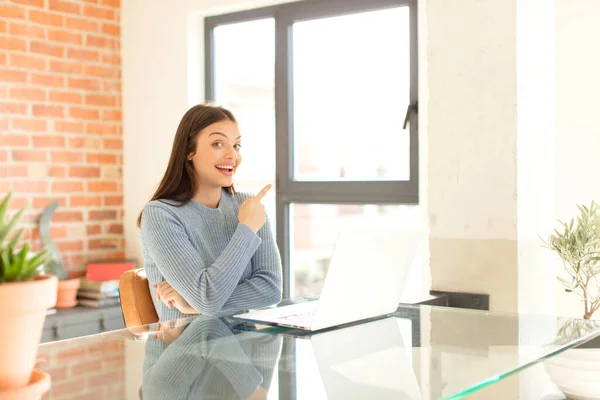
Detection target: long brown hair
<box><xmin>137</xmin><ymin>104</ymin><xmax>237</xmax><ymax>227</ymax></box>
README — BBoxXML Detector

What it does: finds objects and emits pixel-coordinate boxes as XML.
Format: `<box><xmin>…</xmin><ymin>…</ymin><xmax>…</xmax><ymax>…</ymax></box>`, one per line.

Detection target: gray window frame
<box><xmin>205</xmin><ymin>0</ymin><xmax>418</xmax><ymax>299</ymax></box>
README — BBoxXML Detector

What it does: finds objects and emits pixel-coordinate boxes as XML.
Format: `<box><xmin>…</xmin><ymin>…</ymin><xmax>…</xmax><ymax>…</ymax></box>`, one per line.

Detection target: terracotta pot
<box><xmin>0</xmin><ymin>275</ymin><xmax>57</xmax><ymax>389</ymax></box>
<box><xmin>55</xmin><ymin>278</ymin><xmax>80</xmax><ymax>309</ymax></box>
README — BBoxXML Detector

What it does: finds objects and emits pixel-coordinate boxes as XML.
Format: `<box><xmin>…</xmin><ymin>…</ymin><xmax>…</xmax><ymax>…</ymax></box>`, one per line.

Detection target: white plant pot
<box><xmin>544</xmin><ymin>348</ymin><xmax>600</xmax><ymax>400</ymax></box>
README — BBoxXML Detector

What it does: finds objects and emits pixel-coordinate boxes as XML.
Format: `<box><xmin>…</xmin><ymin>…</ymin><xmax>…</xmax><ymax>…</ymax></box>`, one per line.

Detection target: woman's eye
<box><xmin>212</xmin><ymin>142</ymin><xmax>223</xmax><ymax>148</ymax></box>
<box><xmin>234</xmin><ymin>144</ymin><xmax>242</xmax><ymax>150</ymax></box>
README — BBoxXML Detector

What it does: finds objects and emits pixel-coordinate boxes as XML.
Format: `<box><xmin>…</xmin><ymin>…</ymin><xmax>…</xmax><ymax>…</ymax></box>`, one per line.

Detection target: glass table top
<box><xmin>36</xmin><ymin>301</ymin><xmax>600</xmax><ymax>400</ymax></box>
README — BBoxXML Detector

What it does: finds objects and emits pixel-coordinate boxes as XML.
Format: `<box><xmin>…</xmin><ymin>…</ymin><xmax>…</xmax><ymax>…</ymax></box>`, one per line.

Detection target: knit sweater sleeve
<box><xmin>221</xmin><ymin>213</ymin><xmax>283</xmax><ymax>312</ymax></box>
<box><xmin>141</xmin><ymin>204</ymin><xmax>262</xmax><ymax>315</ymax></box>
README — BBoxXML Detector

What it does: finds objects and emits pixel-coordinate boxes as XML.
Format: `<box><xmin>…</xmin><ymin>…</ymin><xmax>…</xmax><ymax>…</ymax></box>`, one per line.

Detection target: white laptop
<box><xmin>232</xmin><ymin>224</ymin><xmax>419</xmax><ymax>331</ymax></box>
<box><xmin>311</xmin><ymin>316</ymin><xmax>422</xmax><ymax>399</ymax></box>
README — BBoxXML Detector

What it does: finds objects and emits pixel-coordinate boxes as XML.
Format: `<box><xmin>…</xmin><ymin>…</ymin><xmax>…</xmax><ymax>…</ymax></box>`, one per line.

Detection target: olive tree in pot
<box><xmin>0</xmin><ymin>192</ymin><xmax>57</xmax><ymax>399</ymax></box>
<box><xmin>542</xmin><ymin>201</ymin><xmax>600</xmax><ymax>400</ymax></box>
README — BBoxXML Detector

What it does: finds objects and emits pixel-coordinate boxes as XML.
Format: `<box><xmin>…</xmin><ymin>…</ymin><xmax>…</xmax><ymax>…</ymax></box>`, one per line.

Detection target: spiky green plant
<box><xmin>542</xmin><ymin>201</ymin><xmax>600</xmax><ymax>319</ymax></box>
<box><xmin>0</xmin><ymin>192</ymin><xmax>49</xmax><ymax>283</ymax></box>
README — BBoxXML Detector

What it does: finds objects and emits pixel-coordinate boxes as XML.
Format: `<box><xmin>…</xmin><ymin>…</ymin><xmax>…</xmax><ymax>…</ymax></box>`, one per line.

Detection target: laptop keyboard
<box><xmin>276</xmin><ymin>310</ymin><xmax>315</xmax><ymax>327</ymax></box>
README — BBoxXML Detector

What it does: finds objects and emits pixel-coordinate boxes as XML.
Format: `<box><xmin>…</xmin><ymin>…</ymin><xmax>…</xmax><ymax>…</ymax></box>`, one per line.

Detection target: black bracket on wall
<box><xmin>424</xmin><ymin>290</ymin><xmax>490</xmax><ymax>311</ymax></box>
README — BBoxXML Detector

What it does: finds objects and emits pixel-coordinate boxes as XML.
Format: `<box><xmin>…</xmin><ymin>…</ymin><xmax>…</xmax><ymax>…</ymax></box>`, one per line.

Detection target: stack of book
<box><xmin>78</xmin><ymin>279</ymin><xmax>120</xmax><ymax>308</ymax></box>
<box><xmin>77</xmin><ymin>260</ymin><xmax>137</xmax><ymax>308</ymax></box>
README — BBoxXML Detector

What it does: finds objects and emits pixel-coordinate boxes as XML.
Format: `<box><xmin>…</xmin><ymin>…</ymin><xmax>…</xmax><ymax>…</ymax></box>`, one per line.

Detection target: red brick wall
<box><xmin>38</xmin><ymin>336</ymin><xmax>126</xmax><ymax>399</ymax></box>
<box><xmin>0</xmin><ymin>0</ymin><xmax>124</xmax><ymax>271</ymax></box>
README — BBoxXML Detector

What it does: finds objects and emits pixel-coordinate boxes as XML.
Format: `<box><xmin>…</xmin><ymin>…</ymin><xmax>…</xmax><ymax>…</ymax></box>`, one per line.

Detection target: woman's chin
<box><xmin>199</xmin><ymin>176</ymin><xmax>233</xmax><ymax>189</ymax></box>
<box><xmin>217</xmin><ymin>177</ymin><xmax>234</xmax><ymax>187</ymax></box>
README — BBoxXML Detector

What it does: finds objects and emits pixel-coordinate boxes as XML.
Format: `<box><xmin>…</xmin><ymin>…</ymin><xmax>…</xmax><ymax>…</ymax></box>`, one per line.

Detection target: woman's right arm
<box><xmin>141</xmin><ymin>204</ymin><xmax>262</xmax><ymax>315</ymax></box>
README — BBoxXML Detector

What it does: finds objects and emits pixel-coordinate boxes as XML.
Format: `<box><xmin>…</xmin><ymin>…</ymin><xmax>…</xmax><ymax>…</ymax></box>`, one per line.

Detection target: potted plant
<box><xmin>39</xmin><ymin>201</ymin><xmax>80</xmax><ymax>308</ymax></box>
<box><xmin>541</xmin><ymin>201</ymin><xmax>600</xmax><ymax>399</ymax></box>
<box><xmin>0</xmin><ymin>192</ymin><xmax>57</xmax><ymax>398</ymax></box>
<box><xmin>543</xmin><ymin>201</ymin><xmax>600</xmax><ymax>320</ymax></box>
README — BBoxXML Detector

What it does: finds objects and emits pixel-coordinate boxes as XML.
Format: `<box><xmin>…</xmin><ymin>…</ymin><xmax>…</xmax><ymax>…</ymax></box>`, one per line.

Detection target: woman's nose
<box><xmin>226</xmin><ymin>146</ymin><xmax>237</xmax><ymax>159</ymax></box>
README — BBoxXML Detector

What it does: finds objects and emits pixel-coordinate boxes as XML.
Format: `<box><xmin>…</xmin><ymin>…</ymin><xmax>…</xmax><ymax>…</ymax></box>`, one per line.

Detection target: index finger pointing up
<box><xmin>254</xmin><ymin>184</ymin><xmax>272</xmax><ymax>201</ymax></box>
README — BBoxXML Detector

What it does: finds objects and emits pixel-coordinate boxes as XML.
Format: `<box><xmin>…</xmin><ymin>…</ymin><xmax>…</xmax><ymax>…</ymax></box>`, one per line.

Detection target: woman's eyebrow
<box><xmin>209</xmin><ymin>132</ymin><xmax>242</xmax><ymax>139</ymax></box>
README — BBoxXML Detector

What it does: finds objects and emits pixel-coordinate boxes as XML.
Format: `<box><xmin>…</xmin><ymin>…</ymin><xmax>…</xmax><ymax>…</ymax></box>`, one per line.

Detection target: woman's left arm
<box><xmin>221</xmin><ymin>214</ymin><xmax>282</xmax><ymax>312</ymax></box>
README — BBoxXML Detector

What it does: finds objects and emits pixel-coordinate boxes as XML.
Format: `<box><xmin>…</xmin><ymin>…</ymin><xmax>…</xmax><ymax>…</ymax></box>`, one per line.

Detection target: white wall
<box><xmin>555</xmin><ymin>0</ymin><xmax>600</xmax><ymax>318</ymax></box>
<box><xmin>427</xmin><ymin>0</ymin><xmax>521</xmax><ymax>313</ymax></box>
<box><xmin>418</xmin><ymin>0</ymin><xmax>432</xmax><ymax>306</ymax></box>
<box><xmin>515</xmin><ymin>3</ymin><xmax>557</xmax><ymax>398</ymax></box>
<box><xmin>426</xmin><ymin>0</ymin><xmax>600</xmax><ymax>319</ymax></box>
<box><xmin>516</xmin><ymin>0</ymin><xmax>556</xmax><ymax>319</ymax></box>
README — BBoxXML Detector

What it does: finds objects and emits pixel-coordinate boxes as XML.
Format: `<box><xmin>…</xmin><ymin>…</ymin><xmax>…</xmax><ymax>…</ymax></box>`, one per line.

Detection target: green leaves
<box><xmin>0</xmin><ymin>192</ymin><xmax>49</xmax><ymax>283</ymax></box>
<box><xmin>554</xmin><ymin>318</ymin><xmax>600</xmax><ymax>346</ymax></box>
<box><xmin>543</xmin><ymin>201</ymin><xmax>600</xmax><ymax>319</ymax></box>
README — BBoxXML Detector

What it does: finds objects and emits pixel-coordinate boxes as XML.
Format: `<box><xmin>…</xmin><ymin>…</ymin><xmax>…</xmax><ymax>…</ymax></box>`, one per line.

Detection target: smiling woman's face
<box><xmin>187</xmin><ymin>120</ymin><xmax>242</xmax><ymax>189</ymax></box>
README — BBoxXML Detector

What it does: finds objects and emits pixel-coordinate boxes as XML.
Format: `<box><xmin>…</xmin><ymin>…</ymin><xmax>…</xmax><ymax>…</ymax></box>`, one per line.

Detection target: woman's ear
<box><xmin>187</xmin><ymin>152</ymin><xmax>194</xmax><ymax>161</ymax></box>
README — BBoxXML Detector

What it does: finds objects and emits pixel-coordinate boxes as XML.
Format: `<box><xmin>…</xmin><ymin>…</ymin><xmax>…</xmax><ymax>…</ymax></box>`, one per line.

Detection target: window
<box><xmin>205</xmin><ymin>0</ymin><xmax>418</xmax><ymax>299</ymax></box>
<box><xmin>210</xmin><ymin>18</ymin><xmax>276</xmax><ymax>231</ymax></box>
<box><xmin>292</xmin><ymin>8</ymin><xmax>411</xmax><ymax>182</ymax></box>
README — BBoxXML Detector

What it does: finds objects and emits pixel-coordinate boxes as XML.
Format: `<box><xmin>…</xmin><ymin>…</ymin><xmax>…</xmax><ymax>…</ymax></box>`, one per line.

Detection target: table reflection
<box><xmin>141</xmin><ymin>316</ymin><xmax>282</xmax><ymax>400</ymax></box>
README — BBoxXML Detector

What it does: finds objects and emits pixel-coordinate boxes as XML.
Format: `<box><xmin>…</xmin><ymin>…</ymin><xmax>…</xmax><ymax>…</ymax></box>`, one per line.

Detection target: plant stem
<box><xmin>590</xmin><ymin>297</ymin><xmax>600</xmax><ymax>319</ymax></box>
<box><xmin>582</xmin><ymin>276</ymin><xmax>591</xmax><ymax>318</ymax></box>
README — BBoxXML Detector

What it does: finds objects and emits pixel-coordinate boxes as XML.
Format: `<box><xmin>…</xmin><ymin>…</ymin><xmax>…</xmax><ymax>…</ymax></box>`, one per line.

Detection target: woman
<box><xmin>138</xmin><ymin>103</ymin><xmax>282</xmax><ymax>321</ymax></box>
